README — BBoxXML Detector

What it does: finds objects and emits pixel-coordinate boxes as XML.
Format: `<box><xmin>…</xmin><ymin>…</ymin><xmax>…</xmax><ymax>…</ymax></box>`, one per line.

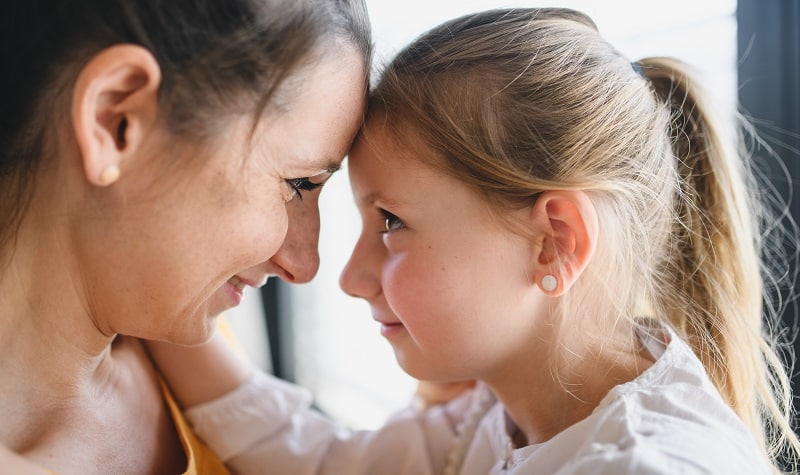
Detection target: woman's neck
<box><xmin>0</xmin><ymin>213</ymin><xmax>121</xmax><ymax>450</ymax></box>
<box><xmin>0</xmin><ymin>163</ymin><xmax>186</xmax><ymax>474</ymax></box>
<box><xmin>0</xmin><ymin>272</ymin><xmax>185</xmax><ymax>473</ymax></box>
<box><xmin>485</xmin><ymin>319</ymin><xmax>654</xmax><ymax>447</ymax></box>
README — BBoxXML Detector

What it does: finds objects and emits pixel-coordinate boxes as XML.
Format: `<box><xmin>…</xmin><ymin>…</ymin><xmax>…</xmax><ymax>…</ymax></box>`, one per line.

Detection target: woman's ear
<box><xmin>530</xmin><ymin>190</ymin><xmax>598</xmax><ymax>295</ymax></box>
<box><xmin>71</xmin><ymin>44</ymin><xmax>162</xmax><ymax>187</ymax></box>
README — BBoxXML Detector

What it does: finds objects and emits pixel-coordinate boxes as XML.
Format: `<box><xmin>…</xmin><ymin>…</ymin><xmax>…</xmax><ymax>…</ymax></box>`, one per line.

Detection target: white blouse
<box><xmin>185</xmin><ymin>326</ymin><xmax>771</xmax><ymax>474</ymax></box>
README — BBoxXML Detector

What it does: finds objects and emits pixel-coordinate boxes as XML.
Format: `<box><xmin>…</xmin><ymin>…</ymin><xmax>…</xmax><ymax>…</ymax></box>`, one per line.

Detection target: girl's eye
<box><xmin>380</xmin><ymin>209</ymin><xmax>405</xmax><ymax>233</ymax></box>
<box><xmin>285</xmin><ymin>177</ymin><xmax>322</xmax><ymax>201</ymax></box>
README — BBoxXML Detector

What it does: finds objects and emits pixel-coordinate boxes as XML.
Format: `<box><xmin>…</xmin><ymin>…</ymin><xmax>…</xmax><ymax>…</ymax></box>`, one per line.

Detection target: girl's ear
<box><xmin>71</xmin><ymin>44</ymin><xmax>162</xmax><ymax>187</ymax></box>
<box><xmin>530</xmin><ymin>190</ymin><xmax>598</xmax><ymax>295</ymax></box>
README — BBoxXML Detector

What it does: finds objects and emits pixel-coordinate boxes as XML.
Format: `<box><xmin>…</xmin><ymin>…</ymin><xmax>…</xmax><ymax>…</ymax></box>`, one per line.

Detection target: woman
<box><xmin>0</xmin><ymin>0</ymin><xmax>371</xmax><ymax>473</ymax></box>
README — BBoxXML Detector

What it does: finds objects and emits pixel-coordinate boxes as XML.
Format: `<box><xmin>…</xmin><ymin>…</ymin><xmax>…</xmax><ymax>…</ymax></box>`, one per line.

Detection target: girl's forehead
<box><xmin>357</xmin><ymin>118</ymin><xmax>436</xmax><ymax>164</ymax></box>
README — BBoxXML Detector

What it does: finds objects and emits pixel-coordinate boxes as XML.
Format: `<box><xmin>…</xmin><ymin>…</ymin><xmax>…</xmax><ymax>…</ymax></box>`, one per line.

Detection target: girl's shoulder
<box><xmin>529</xmin><ymin>326</ymin><xmax>771</xmax><ymax>474</ymax></box>
<box><xmin>469</xmin><ymin>325</ymin><xmax>772</xmax><ymax>474</ymax></box>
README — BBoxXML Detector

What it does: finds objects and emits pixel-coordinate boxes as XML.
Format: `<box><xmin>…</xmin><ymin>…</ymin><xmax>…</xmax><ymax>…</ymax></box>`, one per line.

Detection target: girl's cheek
<box><xmin>383</xmin><ymin>260</ymin><xmax>410</xmax><ymax>302</ymax></box>
<box><xmin>384</xmin><ymin>259</ymin><xmax>429</xmax><ymax>314</ymax></box>
<box><xmin>381</xmin><ymin>260</ymin><xmax>399</xmax><ymax>292</ymax></box>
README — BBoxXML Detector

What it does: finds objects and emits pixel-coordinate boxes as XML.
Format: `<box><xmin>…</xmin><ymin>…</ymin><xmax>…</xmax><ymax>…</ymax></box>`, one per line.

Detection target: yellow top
<box><xmin>164</xmin><ymin>316</ymin><xmax>240</xmax><ymax>474</ymax></box>
<box><xmin>43</xmin><ymin>380</ymin><xmax>228</xmax><ymax>475</ymax></box>
<box><xmin>44</xmin><ymin>319</ymin><xmax>240</xmax><ymax>474</ymax></box>
<box><xmin>161</xmin><ymin>378</ymin><xmax>231</xmax><ymax>475</ymax></box>
<box><xmin>166</xmin><ymin>316</ymin><xmax>238</xmax><ymax>474</ymax></box>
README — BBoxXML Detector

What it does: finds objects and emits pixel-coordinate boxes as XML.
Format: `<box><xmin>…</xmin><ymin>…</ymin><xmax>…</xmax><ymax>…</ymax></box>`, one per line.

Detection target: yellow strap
<box><xmin>43</xmin><ymin>317</ymin><xmax>241</xmax><ymax>475</ymax></box>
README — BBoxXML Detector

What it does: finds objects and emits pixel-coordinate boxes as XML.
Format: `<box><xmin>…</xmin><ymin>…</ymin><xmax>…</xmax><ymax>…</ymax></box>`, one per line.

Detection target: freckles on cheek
<box><xmin>384</xmin><ymin>262</ymin><xmax>443</xmax><ymax>319</ymax></box>
<box><xmin>382</xmin><ymin>260</ymin><xmax>420</xmax><ymax>313</ymax></box>
<box><xmin>382</xmin><ymin>266</ymin><xmax>406</xmax><ymax>304</ymax></box>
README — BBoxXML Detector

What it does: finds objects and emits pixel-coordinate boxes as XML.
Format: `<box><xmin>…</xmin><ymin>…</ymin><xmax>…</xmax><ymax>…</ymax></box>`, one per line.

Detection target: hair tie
<box><xmin>631</xmin><ymin>61</ymin><xmax>646</xmax><ymax>79</ymax></box>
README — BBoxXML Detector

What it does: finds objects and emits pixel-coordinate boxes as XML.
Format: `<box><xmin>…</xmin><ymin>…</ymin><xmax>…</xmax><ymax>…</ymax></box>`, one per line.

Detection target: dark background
<box><xmin>738</xmin><ymin>0</ymin><xmax>800</xmax><ymax>432</ymax></box>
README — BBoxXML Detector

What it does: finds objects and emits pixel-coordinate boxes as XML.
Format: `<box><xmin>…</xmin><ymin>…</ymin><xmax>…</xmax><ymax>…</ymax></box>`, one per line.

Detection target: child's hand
<box><xmin>145</xmin><ymin>331</ymin><xmax>253</xmax><ymax>409</ymax></box>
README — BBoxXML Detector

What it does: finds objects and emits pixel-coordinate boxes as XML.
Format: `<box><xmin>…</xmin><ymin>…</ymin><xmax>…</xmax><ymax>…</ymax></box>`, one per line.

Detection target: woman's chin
<box><xmin>151</xmin><ymin>312</ymin><xmax>220</xmax><ymax>347</ymax></box>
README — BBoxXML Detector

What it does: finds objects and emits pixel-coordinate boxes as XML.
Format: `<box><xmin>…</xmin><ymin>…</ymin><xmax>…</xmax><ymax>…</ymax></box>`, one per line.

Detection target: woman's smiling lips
<box><xmin>224</xmin><ymin>275</ymin><xmax>264</xmax><ymax>306</ymax></box>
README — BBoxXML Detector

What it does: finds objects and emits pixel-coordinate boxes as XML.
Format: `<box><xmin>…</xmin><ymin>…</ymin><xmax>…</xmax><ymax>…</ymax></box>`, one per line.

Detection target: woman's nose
<box><xmin>339</xmin><ymin>233</ymin><xmax>381</xmax><ymax>300</ymax></box>
<box><xmin>267</xmin><ymin>198</ymin><xmax>321</xmax><ymax>284</ymax></box>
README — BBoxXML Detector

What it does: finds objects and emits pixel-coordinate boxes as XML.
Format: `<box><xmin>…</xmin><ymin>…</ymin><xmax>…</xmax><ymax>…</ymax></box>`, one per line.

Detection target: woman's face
<box><xmin>84</xmin><ymin>47</ymin><xmax>366</xmax><ymax>344</ymax></box>
<box><xmin>340</xmin><ymin>122</ymin><xmax>544</xmax><ymax>382</ymax></box>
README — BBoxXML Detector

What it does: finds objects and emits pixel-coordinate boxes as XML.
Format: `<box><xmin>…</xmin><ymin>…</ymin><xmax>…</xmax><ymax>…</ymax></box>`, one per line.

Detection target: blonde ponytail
<box><xmin>641</xmin><ymin>57</ymin><xmax>799</xmax><ymax>467</ymax></box>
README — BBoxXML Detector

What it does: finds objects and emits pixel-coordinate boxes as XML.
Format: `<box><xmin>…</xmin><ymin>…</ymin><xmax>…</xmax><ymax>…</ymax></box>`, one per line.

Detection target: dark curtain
<box><xmin>737</xmin><ymin>0</ymin><xmax>800</xmax><ymax>433</ymax></box>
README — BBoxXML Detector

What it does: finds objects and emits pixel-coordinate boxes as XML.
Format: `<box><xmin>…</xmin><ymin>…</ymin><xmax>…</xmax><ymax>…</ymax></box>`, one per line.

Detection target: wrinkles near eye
<box><xmin>286</xmin><ymin>177</ymin><xmax>322</xmax><ymax>201</ymax></box>
<box><xmin>285</xmin><ymin>167</ymin><xmax>339</xmax><ymax>202</ymax></box>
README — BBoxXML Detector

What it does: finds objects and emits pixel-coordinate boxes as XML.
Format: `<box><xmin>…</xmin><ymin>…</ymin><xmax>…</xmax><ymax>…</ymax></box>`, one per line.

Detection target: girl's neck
<box><xmin>486</xmin><ymin>320</ymin><xmax>654</xmax><ymax>447</ymax></box>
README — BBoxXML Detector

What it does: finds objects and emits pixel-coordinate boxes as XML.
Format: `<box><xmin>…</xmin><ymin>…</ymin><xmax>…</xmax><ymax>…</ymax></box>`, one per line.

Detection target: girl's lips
<box><xmin>378</xmin><ymin>321</ymin><xmax>405</xmax><ymax>339</ymax></box>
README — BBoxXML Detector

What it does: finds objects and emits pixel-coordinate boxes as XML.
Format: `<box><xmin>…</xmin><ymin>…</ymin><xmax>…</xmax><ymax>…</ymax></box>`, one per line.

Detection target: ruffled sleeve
<box><xmin>185</xmin><ymin>370</ymin><xmax>476</xmax><ymax>475</ymax></box>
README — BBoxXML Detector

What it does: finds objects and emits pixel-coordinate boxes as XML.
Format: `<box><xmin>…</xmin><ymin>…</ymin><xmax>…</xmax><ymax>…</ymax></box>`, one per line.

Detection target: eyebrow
<box><xmin>323</xmin><ymin>162</ymin><xmax>341</xmax><ymax>174</ymax></box>
<box><xmin>291</xmin><ymin>159</ymin><xmax>341</xmax><ymax>180</ymax></box>
<box><xmin>310</xmin><ymin>162</ymin><xmax>341</xmax><ymax>183</ymax></box>
<box><xmin>359</xmin><ymin>190</ymin><xmax>403</xmax><ymax>209</ymax></box>
<box><xmin>308</xmin><ymin>157</ymin><xmax>342</xmax><ymax>175</ymax></box>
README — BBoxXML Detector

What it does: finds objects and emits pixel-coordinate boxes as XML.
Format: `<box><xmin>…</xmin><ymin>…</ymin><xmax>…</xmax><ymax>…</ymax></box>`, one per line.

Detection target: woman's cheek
<box><xmin>256</xmin><ymin>209</ymin><xmax>288</xmax><ymax>261</ymax></box>
<box><xmin>235</xmin><ymin>193</ymin><xmax>288</xmax><ymax>263</ymax></box>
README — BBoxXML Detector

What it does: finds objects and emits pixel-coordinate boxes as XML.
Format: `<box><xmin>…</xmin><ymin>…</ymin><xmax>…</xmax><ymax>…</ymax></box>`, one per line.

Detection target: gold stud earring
<box><xmin>99</xmin><ymin>164</ymin><xmax>120</xmax><ymax>186</ymax></box>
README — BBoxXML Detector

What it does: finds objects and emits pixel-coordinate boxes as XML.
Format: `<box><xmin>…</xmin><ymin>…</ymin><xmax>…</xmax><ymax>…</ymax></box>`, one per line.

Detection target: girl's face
<box><xmin>83</xmin><ymin>48</ymin><xmax>366</xmax><ymax>344</ymax></box>
<box><xmin>341</xmin><ymin>122</ymin><xmax>545</xmax><ymax>382</ymax></box>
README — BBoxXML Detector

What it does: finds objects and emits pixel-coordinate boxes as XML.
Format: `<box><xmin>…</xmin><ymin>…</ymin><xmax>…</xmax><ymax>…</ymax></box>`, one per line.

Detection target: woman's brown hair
<box><xmin>0</xmin><ymin>0</ymin><xmax>372</xmax><ymax>262</ymax></box>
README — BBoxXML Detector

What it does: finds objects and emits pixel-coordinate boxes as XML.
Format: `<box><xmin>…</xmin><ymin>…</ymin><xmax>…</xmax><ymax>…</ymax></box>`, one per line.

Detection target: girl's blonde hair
<box><xmin>368</xmin><ymin>8</ymin><xmax>798</xmax><ymax>469</ymax></box>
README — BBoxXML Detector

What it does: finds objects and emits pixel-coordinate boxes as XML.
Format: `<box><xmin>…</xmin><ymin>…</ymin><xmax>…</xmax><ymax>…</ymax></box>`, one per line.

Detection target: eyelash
<box><xmin>379</xmin><ymin>209</ymin><xmax>405</xmax><ymax>233</ymax></box>
<box><xmin>286</xmin><ymin>178</ymin><xmax>323</xmax><ymax>201</ymax></box>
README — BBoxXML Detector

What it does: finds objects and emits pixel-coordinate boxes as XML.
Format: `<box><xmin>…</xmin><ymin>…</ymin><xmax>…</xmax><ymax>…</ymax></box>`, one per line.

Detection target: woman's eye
<box><xmin>380</xmin><ymin>209</ymin><xmax>405</xmax><ymax>233</ymax></box>
<box><xmin>285</xmin><ymin>177</ymin><xmax>322</xmax><ymax>201</ymax></box>
<box><xmin>284</xmin><ymin>168</ymin><xmax>337</xmax><ymax>202</ymax></box>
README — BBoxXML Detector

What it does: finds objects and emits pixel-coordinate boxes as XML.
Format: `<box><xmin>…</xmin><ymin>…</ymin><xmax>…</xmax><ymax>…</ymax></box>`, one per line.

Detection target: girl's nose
<box><xmin>339</xmin><ymin>233</ymin><xmax>381</xmax><ymax>299</ymax></box>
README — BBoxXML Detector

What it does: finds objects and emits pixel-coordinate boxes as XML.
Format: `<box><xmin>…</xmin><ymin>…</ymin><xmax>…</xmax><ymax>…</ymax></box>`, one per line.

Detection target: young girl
<box><xmin>148</xmin><ymin>7</ymin><xmax>799</xmax><ymax>474</ymax></box>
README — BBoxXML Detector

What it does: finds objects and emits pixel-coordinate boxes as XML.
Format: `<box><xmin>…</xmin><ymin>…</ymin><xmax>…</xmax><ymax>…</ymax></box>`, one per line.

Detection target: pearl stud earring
<box><xmin>541</xmin><ymin>274</ymin><xmax>557</xmax><ymax>292</ymax></box>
